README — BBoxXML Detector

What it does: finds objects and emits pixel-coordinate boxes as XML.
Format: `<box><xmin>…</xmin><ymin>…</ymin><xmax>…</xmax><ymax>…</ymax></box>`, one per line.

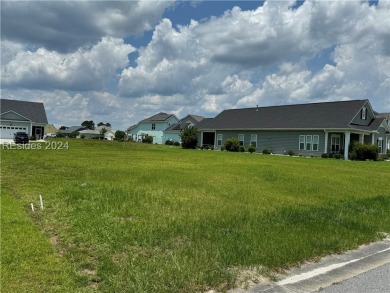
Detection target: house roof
<box><xmin>197</xmin><ymin>100</ymin><xmax>369</xmax><ymax>130</ymax></box>
<box><xmin>165</xmin><ymin>114</ymin><xmax>205</xmax><ymax>132</ymax></box>
<box><xmin>61</xmin><ymin>126</ymin><xmax>87</xmax><ymax>134</ymax></box>
<box><xmin>0</xmin><ymin>98</ymin><xmax>48</xmax><ymax>124</ymax></box>
<box><xmin>141</xmin><ymin>112</ymin><xmax>174</xmax><ymax>122</ymax></box>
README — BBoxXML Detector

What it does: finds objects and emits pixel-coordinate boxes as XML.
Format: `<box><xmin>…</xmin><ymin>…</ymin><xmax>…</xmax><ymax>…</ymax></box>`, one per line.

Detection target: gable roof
<box><xmin>197</xmin><ymin>100</ymin><xmax>369</xmax><ymax>130</ymax></box>
<box><xmin>141</xmin><ymin>112</ymin><xmax>174</xmax><ymax>122</ymax></box>
<box><xmin>0</xmin><ymin>98</ymin><xmax>48</xmax><ymax>124</ymax></box>
<box><xmin>61</xmin><ymin>126</ymin><xmax>87</xmax><ymax>134</ymax></box>
<box><xmin>165</xmin><ymin>114</ymin><xmax>205</xmax><ymax>132</ymax></box>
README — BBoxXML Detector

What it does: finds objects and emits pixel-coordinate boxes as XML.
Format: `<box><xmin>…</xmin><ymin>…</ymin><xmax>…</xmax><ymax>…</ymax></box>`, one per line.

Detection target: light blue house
<box><xmin>127</xmin><ymin>112</ymin><xmax>179</xmax><ymax>144</ymax></box>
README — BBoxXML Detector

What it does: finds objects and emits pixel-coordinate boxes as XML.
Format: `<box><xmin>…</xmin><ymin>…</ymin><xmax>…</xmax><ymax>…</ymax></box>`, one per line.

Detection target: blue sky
<box><xmin>1</xmin><ymin>0</ymin><xmax>389</xmax><ymax>130</ymax></box>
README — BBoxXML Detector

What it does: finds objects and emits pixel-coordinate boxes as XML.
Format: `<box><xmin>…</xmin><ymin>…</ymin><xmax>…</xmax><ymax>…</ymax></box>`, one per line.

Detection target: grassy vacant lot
<box><xmin>1</xmin><ymin>140</ymin><xmax>389</xmax><ymax>292</ymax></box>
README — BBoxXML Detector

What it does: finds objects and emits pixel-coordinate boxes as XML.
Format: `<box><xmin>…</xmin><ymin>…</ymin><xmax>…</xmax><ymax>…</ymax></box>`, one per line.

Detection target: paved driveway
<box><xmin>0</xmin><ymin>139</ymin><xmax>14</xmax><ymax>144</ymax></box>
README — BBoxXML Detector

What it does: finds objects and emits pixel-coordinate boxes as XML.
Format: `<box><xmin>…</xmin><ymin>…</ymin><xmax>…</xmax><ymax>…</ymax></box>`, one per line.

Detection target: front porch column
<box><xmin>344</xmin><ymin>132</ymin><xmax>350</xmax><ymax>160</ymax></box>
<box><xmin>371</xmin><ymin>134</ymin><xmax>375</xmax><ymax>144</ymax></box>
<box><xmin>324</xmin><ymin>131</ymin><xmax>328</xmax><ymax>153</ymax></box>
<box><xmin>359</xmin><ymin>134</ymin><xmax>364</xmax><ymax>143</ymax></box>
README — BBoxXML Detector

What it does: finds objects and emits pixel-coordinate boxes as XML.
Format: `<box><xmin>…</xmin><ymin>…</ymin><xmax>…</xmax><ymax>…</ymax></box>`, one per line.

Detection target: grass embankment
<box><xmin>1</xmin><ymin>140</ymin><xmax>389</xmax><ymax>292</ymax></box>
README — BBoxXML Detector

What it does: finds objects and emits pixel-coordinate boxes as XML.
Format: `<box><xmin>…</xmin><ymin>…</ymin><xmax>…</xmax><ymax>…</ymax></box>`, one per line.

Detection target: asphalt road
<box><xmin>230</xmin><ymin>237</ymin><xmax>390</xmax><ymax>293</ymax></box>
<box><xmin>313</xmin><ymin>263</ymin><xmax>390</xmax><ymax>293</ymax></box>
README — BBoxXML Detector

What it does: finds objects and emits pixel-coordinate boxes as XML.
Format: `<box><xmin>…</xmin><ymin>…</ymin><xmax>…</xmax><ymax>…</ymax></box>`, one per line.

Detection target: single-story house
<box><xmin>60</xmin><ymin>126</ymin><xmax>87</xmax><ymax>137</ymax></box>
<box><xmin>197</xmin><ymin>99</ymin><xmax>390</xmax><ymax>160</ymax></box>
<box><xmin>0</xmin><ymin>99</ymin><xmax>48</xmax><ymax>139</ymax></box>
<box><xmin>163</xmin><ymin>114</ymin><xmax>205</xmax><ymax>143</ymax></box>
<box><xmin>127</xmin><ymin>112</ymin><xmax>179</xmax><ymax>144</ymax></box>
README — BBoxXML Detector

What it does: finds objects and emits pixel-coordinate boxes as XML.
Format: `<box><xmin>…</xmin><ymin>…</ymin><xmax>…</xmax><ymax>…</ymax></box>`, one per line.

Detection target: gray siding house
<box><xmin>197</xmin><ymin>99</ymin><xmax>390</xmax><ymax>160</ymax></box>
<box><xmin>0</xmin><ymin>99</ymin><xmax>48</xmax><ymax>139</ymax></box>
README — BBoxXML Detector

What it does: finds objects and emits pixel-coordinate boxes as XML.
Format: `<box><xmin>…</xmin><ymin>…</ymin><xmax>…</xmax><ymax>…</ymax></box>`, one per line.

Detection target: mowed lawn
<box><xmin>1</xmin><ymin>140</ymin><xmax>389</xmax><ymax>292</ymax></box>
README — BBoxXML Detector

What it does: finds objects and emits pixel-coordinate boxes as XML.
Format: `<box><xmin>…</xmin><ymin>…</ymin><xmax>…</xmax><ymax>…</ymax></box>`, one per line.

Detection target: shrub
<box><xmin>180</xmin><ymin>126</ymin><xmax>198</xmax><ymax>149</ymax></box>
<box><xmin>165</xmin><ymin>140</ymin><xmax>174</xmax><ymax>145</ymax></box>
<box><xmin>333</xmin><ymin>153</ymin><xmax>342</xmax><ymax>159</ymax></box>
<box><xmin>328</xmin><ymin>153</ymin><xmax>334</xmax><ymax>158</ymax></box>
<box><xmin>350</xmin><ymin>142</ymin><xmax>378</xmax><ymax>161</ymax></box>
<box><xmin>248</xmin><ymin>144</ymin><xmax>256</xmax><ymax>153</ymax></box>
<box><xmin>220</xmin><ymin>145</ymin><xmax>225</xmax><ymax>151</ymax></box>
<box><xmin>30</xmin><ymin>135</ymin><xmax>37</xmax><ymax>141</ymax></box>
<box><xmin>174</xmin><ymin>141</ymin><xmax>180</xmax><ymax>146</ymax></box>
<box><xmin>321</xmin><ymin>153</ymin><xmax>329</xmax><ymax>158</ymax></box>
<box><xmin>262</xmin><ymin>148</ymin><xmax>271</xmax><ymax>154</ymax></box>
<box><xmin>114</xmin><ymin>130</ymin><xmax>125</xmax><ymax>142</ymax></box>
<box><xmin>56</xmin><ymin>131</ymin><xmax>65</xmax><ymax>138</ymax></box>
<box><xmin>142</xmin><ymin>135</ymin><xmax>153</xmax><ymax>144</ymax></box>
<box><xmin>287</xmin><ymin>150</ymin><xmax>295</xmax><ymax>156</ymax></box>
<box><xmin>239</xmin><ymin>145</ymin><xmax>245</xmax><ymax>152</ymax></box>
<box><xmin>224</xmin><ymin>137</ymin><xmax>240</xmax><ymax>152</ymax></box>
<box><xmin>69</xmin><ymin>131</ymin><xmax>79</xmax><ymax>138</ymax></box>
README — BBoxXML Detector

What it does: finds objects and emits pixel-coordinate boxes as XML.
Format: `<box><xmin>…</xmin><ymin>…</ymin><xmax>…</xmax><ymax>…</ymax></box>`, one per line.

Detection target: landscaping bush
<box><xmin>165</xmin><ymin>140</ymin><xmax>174</xmax><ymax>145</ymax></box>
<box><xmin>248</xmin><ymin>144</ymin><xmax>256</xmax><ymax>153</ymax></box>
<box><xmin>321</xmin><ymin>153</ymin><xmax>329</xmax><ymax>158</ymax></box>
<box><xmin>30</xmin><ymin>135</ymin><xmax>37</xmax><ymax>141</ymax></box>
<box><xmin>55</xmin><ymin>131</ymin><xmax>65</xmax><ymax>138</ymax></box>
<box><xmin>142</xmin><ymin>135</ymin><xmax>153</xmax><ymax>144</ymax></box>
<box><xmin>239</xmin><ymin>146</ymin><xmax>245</xmax><ymax>152</ymax></box>
<box><xmin>287</xmin><ymin>150</ymin><xmax>295</xmax><ymax>156</ymax></box>
<box><xmin>220</xmin><ymin>145</ymin><xmax>225</xmax><ymax>151</ymax></box>
<box><xmin>174</xmin><ymin>142</ymin><xmax>180</xmax><ymax>146</ymax></box>
<box><xmin>224</xmin><ymin>137</ymin><xmax>240</xmax><ymax>152</ymax></box>
<box><xmin>333</xmin><ymin>153</ymin><xmax>342</xmax><ymax>159</ymax></box>
<box><xmin>69</xmin><ymin>131</ymin><xmax>79</xmax><ymax>139</ymax></box>
<box><xmin>349</xmin><ymin>142</ymin><xmax>378</xmax><ymax>161</ymax></box>
<box><xmin>262</xmin><ymin>148</ymin><xmax>271</xmax><ymax>154</ymax></box>
<box><xmin>180</xmin><ymin>126</ymin><xmax>198</xmax><ymax>149</ymax></box>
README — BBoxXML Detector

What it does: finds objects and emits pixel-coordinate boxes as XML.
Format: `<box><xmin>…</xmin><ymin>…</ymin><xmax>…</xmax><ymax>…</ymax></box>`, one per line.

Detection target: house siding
<box><xmin>350</xmin><ymin>103</ymin><xmax>375</xmax><ymax>126</ymax></box>
<box><xmin>215</xmin><ymin>130</ymin><xmax>325</xmax><ymax>155</ymax></box>
<box><xmin>375</xmin><ymin>125</ymin><xmax>388</xmax><ymax>154</ymax></box>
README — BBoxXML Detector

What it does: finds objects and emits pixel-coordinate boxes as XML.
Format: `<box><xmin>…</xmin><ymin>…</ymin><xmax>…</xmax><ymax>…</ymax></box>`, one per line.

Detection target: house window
<box><xmin>313</xmin><ymin>135</ymin><xmax>319</xmax><ymax>151</ymax></box>
<box><xmin>378</xmin><ymin>138</ymin><xmax>383</xmax><ymax>154</ymax></box>
<box><xmin>361</xmin><ymin>106</ymin><xmax>367</xmax><ymax>120</ymax></box>
<box><xmin>238</xmin><ymin>134</ymin><xmax>244</xmax><ymax>146</ymax></box>
<box><xmin>217</xmin><ymin>134</ymin><xmax>223</xmax><ymax>146</ymax></box>
<box><xmin>331</xmin><ymin>135</ymin><xmax>341</xmax><ymax>152</ymax></box>
<box><xmin>306</xmin><ymin>135</ymin><xmax>312</xmax><ymax>151</ymax></box>
<box><xmin>299</xmin><ymin>135</ymin><xmax>305</xmax><ymax>150</ymax></box>
<box><xmin>152</xmin><ymin>123</ymin><xmax>156</xmax><ymax>130</ymax></box>
<box><xmin>250</xmin><ymin>134</ymin><xmax>257</xmax><ymax>148</ymax></box>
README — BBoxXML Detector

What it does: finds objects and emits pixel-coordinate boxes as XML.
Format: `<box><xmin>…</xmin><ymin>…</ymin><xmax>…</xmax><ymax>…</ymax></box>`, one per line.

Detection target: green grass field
<box><xmin>1</xmin><ymin>140</ymin><xmax>389</xmax><ymax>292</ymax></box>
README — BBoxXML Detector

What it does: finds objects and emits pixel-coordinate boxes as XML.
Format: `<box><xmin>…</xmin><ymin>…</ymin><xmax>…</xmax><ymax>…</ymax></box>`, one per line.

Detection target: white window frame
<box><xmin>299</xmin><ymin>135</ymin><xmax>305</xmax><ymax>150</ymax></box>
<box><xmin>152</xmin><ymin>123</ymin><xmax>156</xmax><ymax>130</ymax></box>
<box><xmin>361</xmin><ymin>106</ymin><xmax>367</xmax><ymax>120</ymax></box>
<box><xmin>238</xmin><ymin>134</ymin><xmax>244</xmax><ymax>146</ymax></box>
<box><xmin>312</xmin><ymin>135</ymin><xmax>319</xmax><ymax>151</ymax></box>
<box><xmin>306</xmin><ymin>135</ymin><xmax>312</xmax><ymax>151</ymax></box>
<box><xmin>331</xmin><ymin>135</ymin><xmax>341</xmax><ymax>152</ymax></box>
<box><xmin>217</xmin><ymin>134</ymin><xmax>223</xmax><ymax>146</ymax></box>
<box><xmin>378</xmin><ymin>137</ymin><xmax>383</xmax><ymax>154</ymax></box>
<box><xmin>250</xmin><ymin>134</ymin><xmax>257</xmax><ymax>148</ymax></box>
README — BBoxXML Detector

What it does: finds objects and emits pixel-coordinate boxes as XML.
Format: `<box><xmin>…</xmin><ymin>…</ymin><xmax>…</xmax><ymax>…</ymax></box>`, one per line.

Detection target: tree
<box><xmin>69</xmin><ymin>131</ymin><xmax>79</xmax><ymax>138</ymax></box>
<box><xmin>100</xmin><ymin>127</ymin><xmax>107</xmax><ymax>138</ymax></box>
<box><xmin>81</xmin><ymin>120</ymin><xmax>95</xmax><ymax>130</ymax></box>
<box><xmin>98</xmin><ymin>122</ymin><xmax>111</xmax><ymax>127</ymax></box>
<box><xmin>180</xmin><ymin>126</ymin><xmax>198</xmax><ymax>149</ymax></box>
<box><xmin>114</xmin><ymin>130</ymin><xmax>125</xmax><ymax>142</ymax></box>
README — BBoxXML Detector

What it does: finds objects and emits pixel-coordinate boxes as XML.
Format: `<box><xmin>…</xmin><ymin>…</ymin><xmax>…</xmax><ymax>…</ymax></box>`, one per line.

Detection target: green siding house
<box><xmin>127</xmin><ymin>112</ymin><xmax>179</xmax><ymax>144</ymax></box>
<box><xmin>163</xmin><ymin>115</ymin><xmax>205</xmax><ymax>144</ymax></box>
<box><xmin>197</xmin><ymin>99</ymin><xmax>390</xmax><ymax>160</ymax></box>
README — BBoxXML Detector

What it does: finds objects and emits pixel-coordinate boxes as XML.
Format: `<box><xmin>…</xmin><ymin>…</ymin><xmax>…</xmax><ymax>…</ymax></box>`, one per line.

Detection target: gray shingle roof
<box><xmin>164</xmin><ymin>114</ymin><xmax>205</xmax><ymax>132</ymax></box>
<box><xmin>197</xmin><ymin>100</ymin><xmax>368</xmax><ymax>130</ymax></box>
<box><xmin>1</xmin><ymin>98</ymin><xmax>48</xmax><ymax>124</ymax></box>
<box><xmin>141</xmin><ymin>112</ymin><xmax>173</xmax><ymax>122</ymax></box>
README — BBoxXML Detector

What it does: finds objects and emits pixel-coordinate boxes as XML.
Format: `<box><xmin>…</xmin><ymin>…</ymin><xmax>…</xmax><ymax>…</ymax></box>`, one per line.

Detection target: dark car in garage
<box><xmin>13</xmin><ymin>132</ymin><xmax>29</xmax><ymax>144</ymax></box>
